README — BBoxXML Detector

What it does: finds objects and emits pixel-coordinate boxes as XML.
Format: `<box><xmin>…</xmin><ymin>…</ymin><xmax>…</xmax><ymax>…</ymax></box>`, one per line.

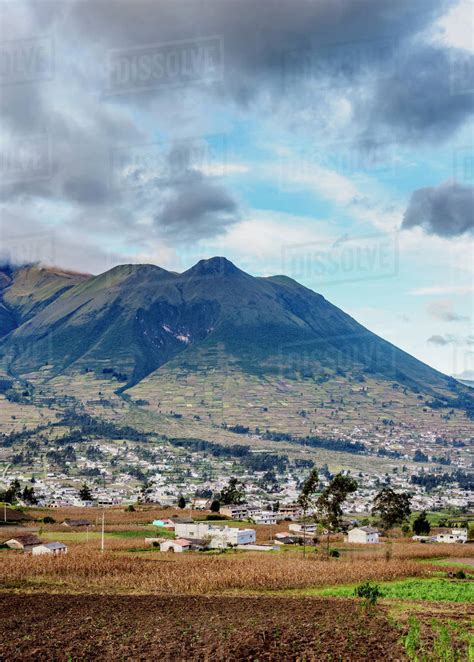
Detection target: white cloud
<box><xmin>433</xmin><ymin>0</ymin><xmax>474</xmax><ymax>52</ymax></box>
<box><xmin>409</xmin><ymin>284</ymin><xmax>473</xmax><ymax>295</ymax></box>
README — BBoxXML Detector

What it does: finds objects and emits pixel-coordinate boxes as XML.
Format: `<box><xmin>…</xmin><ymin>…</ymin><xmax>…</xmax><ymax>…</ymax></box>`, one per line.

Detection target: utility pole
<box><xmin>101</xmin><ymin>511</ymin><xmax>105</xmax><ymax>553</ymax></box>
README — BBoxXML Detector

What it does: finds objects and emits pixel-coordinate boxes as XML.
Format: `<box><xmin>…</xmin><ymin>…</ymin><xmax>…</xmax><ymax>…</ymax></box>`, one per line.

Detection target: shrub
<box><xmin>42</xmin><ymin>516</ymin><xmax>56</xmax><ymax>524</ymax></box>
<box><xmin>354</xmin><ymin>581</ymin><xmax>382</xmax><ymax>606</ymax></box>
<box><xmin>329</xmin><ymin>549</ymin><xmax>340</xmax><ymax>558</ymax></box>
<box><xmin>455</xmin><ymin>570</ymin><xmax>466</xmax><ymax>580</ymax></box>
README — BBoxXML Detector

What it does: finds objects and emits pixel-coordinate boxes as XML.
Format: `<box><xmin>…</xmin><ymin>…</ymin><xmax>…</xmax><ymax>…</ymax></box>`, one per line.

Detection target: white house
<box><xmin>252</xmin><ymin>511</ymin><xmax>277</xmax><ymax>525</ymax></box>
<box><xmin>4</xmin><ymin>535</ymin><xmax>42</xmax><ymax>553</ymax></box>
<box><xmin>174</xmin><ymin>521</ymin><xmax>256</xmax><ymax>547</ymax></box>
<box><xmin>347</xmin><ymin>526</ymin><xmax>380</xmax><ymax>544</ymax></box>
<box><xmin>289</xmin><ymin>522</ymin><xmax>317</xmax><ymax>535</ymax></box>
<box><xmin>436</xmin><ymin>529</ymin><xmax>468</xmax><ymax>544</ymax></box>
<box><xmin>32</xmin><ymin>542</ymin><xmax>68</xmax><ymax>555</ymax></box>
<box><xmin>160</xmin><ymin>538</ymin><xmax>201</xmax><ymax>553</ymax></box>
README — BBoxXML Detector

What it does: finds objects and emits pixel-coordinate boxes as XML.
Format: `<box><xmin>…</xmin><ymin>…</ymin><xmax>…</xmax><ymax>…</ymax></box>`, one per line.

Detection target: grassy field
<box><xmin>311</xmin><ymin>577</ymin><xmax>474</xmax><ymax>602</ymax></box>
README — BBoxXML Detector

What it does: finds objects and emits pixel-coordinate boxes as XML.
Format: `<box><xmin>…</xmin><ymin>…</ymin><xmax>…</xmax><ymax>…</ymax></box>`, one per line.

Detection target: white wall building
<box><xmin>32</xmin><ymin>542</ymin><xmax>68</xmax><ymax>555</ymax></box>
<box><xmin>436</xmin><ymin>529</ymin><xmax>468</xmax><ymax>544</ymax></box>
<box><xmin>174</xmin><ymin>521</ymin><xmax>256</xmax><ymax>547</ymax></box>
<box><xmin>347</xmin><ymin>526</ymin><xmax>380</xmax><ymax>544</ymax></box>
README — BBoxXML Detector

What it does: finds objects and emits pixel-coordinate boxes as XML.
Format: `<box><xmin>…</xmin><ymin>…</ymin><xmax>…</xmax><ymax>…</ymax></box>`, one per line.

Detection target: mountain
<box><xmin>0</xmin><ymin>257</ymin><xmax>471</xmax><ymax>426</ymax></box>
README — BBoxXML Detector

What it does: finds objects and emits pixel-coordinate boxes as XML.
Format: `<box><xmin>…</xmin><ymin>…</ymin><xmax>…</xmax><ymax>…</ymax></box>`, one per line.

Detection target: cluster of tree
<box><xmin>431</xmin><ymin>455</ymin><xmax>451</xmax><ymax>466</ymax></box>
<box><xmin>55</xmin><ymin>411</ymin><xmax>150</xmax><ymax>442</ymax></box>
<box><xmin>297</xmin><ymin>472</ymin><xmax>418</xmax><ymax>555</ymax></box>
<box><xmin>220</xmin><ymin>477</ymin><xmax>246</xmax><ymax>505</ymax></box>
<box><xmin>78</xmin><ymin>483</ymin><xmax>93</xmax><ymax>500</ymax></box>
<box><xmin>413</xmin><ymin>449</ymin><xmax>429</xmax><ymax>462</ymax></box>
<box><xmin>262</xmin><ymin>430</ymin><xmax>366</xmax><ymax>455</ymax></box>
<box><xmin>425</xmin><ymin>392</ymin><xmax>474</xmax><ymax>419</ymax></box>
<box><xmin>411</xmin><ymin>469</ymin><xmax>473</xmax><ymax>492</ymax></box>
<box><xmin>377</xmin><ymin>448</ymin><xmax>402</xmax><ymax>459</ymax></box>
<box><xmin>101</xmin><ymin>368</ymin><xmax>128</xmax><ymax>381</ymax></box>
<box><xmin>169</xmin><ymin>437</ymin><xmax>289</xmax><ymax>473</ymax></box>
<box><xmin>46</xmin><ymin>445</ymin><xmax>77</xmax><ymax>467</ymax></box>
<box><xmin>0</xmin><ymin>424</ymin><xmax>47</xmax><ymax>448</ymax></box>
<box><xmin>0</xmin><ymin>479</ymin><xmax>37</xmax><ymax>504</ymax></box>
<box><xmin>225</xmin><ymin>424</ymin><xmax>250</xmax><ymax>434</ymax></box>
<box><xmin>297</xmin><ymin>469</ymin><xmax>358</xmax><ymax>556</ymax></box>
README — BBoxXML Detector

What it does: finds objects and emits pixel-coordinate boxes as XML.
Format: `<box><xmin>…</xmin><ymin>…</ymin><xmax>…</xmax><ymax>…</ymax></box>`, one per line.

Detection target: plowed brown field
<box><xmin>0</xmin><ymin>593</ymin><xmax>405</xmax><ymax>661</ymax></box>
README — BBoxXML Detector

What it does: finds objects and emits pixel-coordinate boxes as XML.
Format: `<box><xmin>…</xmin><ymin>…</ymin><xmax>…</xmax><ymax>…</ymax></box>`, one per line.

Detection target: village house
<box><xmin>160</xmin><ymin>538</ymin><xmax>206</xmax><ymax>553</ymax></box>
<box><xmin>4</xmin><ymin>534</ymin><xmax>43</xmax><ymax>552</ymax></box>
<box><xmin>347</xmin><ymin>526</ymin><xmax>380</xmax><ymax>544</ymax></box>
<box><xmin>62</xmin><ymin>518</ymin><xmax>91</xmax><ymax>528</ymax></box>
<box><xmin>436</xmin><ymin>528</ymin><xmax>468</xmax><ymax>544</ymax></box>
<box><xmin>219</xmin><ymin>504</ymin><xmax>249</xmax><ymax>519</ymax></box>
<box><xmin>252</xmin><ymin>511</ymin><xmax>277</xmax><ymax>525</ymax></box>
<box><xmin>31</xmin><ymin>542</ymin><xmax>68</xmax><ymax>556</ymax></box>
<box><xmin>289</xmin><ymin>522</ymin><xmax>317</xmax><ymax>536</ymax></box>
<box><xmin>152</xmin><ymin>518</ymin><xmax>175</xmax><ymax>530</ymax></box>
<box><xmin>277</xmin><ymin>504</ymin><xmax>302</xmax><ymax>520</ymax></box>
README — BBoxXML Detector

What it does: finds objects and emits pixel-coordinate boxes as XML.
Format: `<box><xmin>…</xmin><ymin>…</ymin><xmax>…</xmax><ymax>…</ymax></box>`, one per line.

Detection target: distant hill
<box><xmin>0</xmin><ymin>257</ymin><xmax>472</xmax><ymax>428</ymax></box>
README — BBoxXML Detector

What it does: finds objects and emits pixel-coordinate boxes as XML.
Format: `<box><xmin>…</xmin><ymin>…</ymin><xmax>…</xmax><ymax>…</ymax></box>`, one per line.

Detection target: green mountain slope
<box><xmin>0</xmin><ymin>258</ymin><xmax>466</xmax><ymax>410</ymax></box>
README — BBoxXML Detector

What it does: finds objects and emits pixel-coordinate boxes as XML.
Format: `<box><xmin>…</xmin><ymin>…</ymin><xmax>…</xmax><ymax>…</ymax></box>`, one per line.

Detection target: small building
<box><xmin>412</xmin><ymin>535</ymin><xmax>437</xmax><ymax>543</ymax></box>
<box><xmin>144</xmin><ymin>537</ymin><xmax>165</xmax><ymax>547</ymax></box>
<box><xmin>252</xmin><ymin>511</ymin><xmax>277</xmax><ymax>525</ymax></box>
<box><xmin>289</xmin><ymin>522</ymin><xmax>317</xmax><ymax>536</ymax></box>
<box><xmin>347</xmin><ymin>526</ymin><xmax>380</xmax><ymax>544</ymax></box>
<box><xmin>277</xmin><ymin>504</ymin><xmax>302</xmax><ymax>520</ymax></box>
<box><xmin>436</xmin><ymin>529</ymin><xmax>467</xmax><ymax>544</ymax></box>
<box><xmin>152</xmin><ymin>518</ymin><xmax>175</xmax><ymax>530</ymax></box>
<box><xmin>62</xmin><ymin>518</ymin><xmax>91</xmax><ymax>528</ymax></box>
<box><xmin>219</xmin><ymin>504</ymin><xmax>249</xmax><ymax>520</ymax></box>
<box><xmin>274</xmin><ymin>534</ymin><xmax>301</xmax><ymax>545</ymax></box>
<box><xmin>160</xmin><ymin>538</ymin><xmax>206</xmax><ymax>553</ymax></box>
<box><xmin>32</xmin><ymin>542</ymin><xmax>68</xmax><ymax>556</ymax></box>
<box><xmin>4</xmin><ymin>535</ymin><xmax>42</xmax><ymax>552</ymax></box>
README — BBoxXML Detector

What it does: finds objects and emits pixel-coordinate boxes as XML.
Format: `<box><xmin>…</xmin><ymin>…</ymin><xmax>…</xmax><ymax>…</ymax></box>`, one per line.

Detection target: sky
<box><xmin>0</xmin><ymin>0</ymin><xmax>473</xmax><ymax>377</ymax></box>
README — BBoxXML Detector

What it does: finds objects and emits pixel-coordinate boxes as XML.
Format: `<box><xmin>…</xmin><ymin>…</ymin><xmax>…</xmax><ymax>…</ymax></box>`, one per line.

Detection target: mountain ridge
<box><xmin>0</xmin><ymin>258</ymin><xmax>468</xmax><ymax>418</ymax></box>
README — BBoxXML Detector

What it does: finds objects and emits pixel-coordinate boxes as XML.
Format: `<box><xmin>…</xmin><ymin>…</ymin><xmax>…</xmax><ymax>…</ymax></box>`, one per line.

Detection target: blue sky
<box><xmin>0</xmin><ymin>0</ymin><xmax>472</xmax><ymax>376</ymax></box>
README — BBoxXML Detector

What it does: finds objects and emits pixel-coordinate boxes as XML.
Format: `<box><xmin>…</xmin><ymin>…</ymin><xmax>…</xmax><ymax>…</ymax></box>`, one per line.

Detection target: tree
<box><xmin>177</xmin><ymin>495</ymin><xmax>186</xmax><ymax>509</ymax></box>
<box><xmin>220</xmin><ymin>477</ymin><xmax>246</xmax><ymax>505</ymax></box>
<box><xmin>372</xmin><ymin>487</ymin><xmax>411</xmax><ymax>531</ymax></box>
<box><xmin>79</xmin><ymin>483</ymin><xmax>92</xmax><ymax>501</ymax></box>
<box><xmin>297</xmin><ymin>468</ymin><xmax>319</xmax><ymax>558</ymax></box>
<box><xmin>22</xmin><ymin>486</ymin><xmax>38</xmax><ymax>505</ymax></box>
<box><xmin>210</xmin><ymin>499</ymin><xmax>220</xmax><ymax>513</ymax></box>
<box><xmin>0</xmin><ymin>479</ymin><xmax>22</xmax><ymax>504</ymax></box>
<box><xmin>315</xmin><ymin>473</ymin><xmax>358</xmax><ymax>555</ymax></box>
<box><xmin>139</xmin><ymin>480</ymin><xmax>153</xmax><ymax>504</ymax></box>
<box><xmin>412</xmin><ymin>511</ymin><xmax>431</xmax><ymax>536</ymax></box>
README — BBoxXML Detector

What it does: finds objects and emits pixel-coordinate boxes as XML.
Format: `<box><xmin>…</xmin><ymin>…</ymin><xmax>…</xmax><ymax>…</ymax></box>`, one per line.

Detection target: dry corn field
<box><xmin>1</xmin><ymin>546</ymin><xmax>434</xmax><ymax>595</ymax></box>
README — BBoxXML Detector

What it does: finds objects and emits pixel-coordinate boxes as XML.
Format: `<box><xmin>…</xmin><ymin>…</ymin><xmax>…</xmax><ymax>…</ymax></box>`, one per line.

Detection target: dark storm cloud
<box><xmin>1</xmin><ymin>0</ymin><xmax>472</xmax><ymax>262</ymax></box>
<box><xmin>369</xmin><ymin>45</ymin><xmax>474</xmax><ymax>140</ymax></box>
<box><xmin>155</xmin><ymin>173</ymin><xmax>239</xmax><ymax>241</ymax></box>
<box><xmin>403</xmin><ymin>180</ymin><xmax>474</xmax><ymax>237</ymax></box>
<box><xmin>22</xmin><ymin>0</ymin><xmax>469</xmax><ymax>146</ymax></box>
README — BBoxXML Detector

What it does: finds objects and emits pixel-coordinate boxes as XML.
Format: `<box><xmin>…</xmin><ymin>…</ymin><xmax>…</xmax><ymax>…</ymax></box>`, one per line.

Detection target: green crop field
<box><xmin>311</xmin><ymin>577</ymin><xmax>474</xmax><ymax>602</ymax></box>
